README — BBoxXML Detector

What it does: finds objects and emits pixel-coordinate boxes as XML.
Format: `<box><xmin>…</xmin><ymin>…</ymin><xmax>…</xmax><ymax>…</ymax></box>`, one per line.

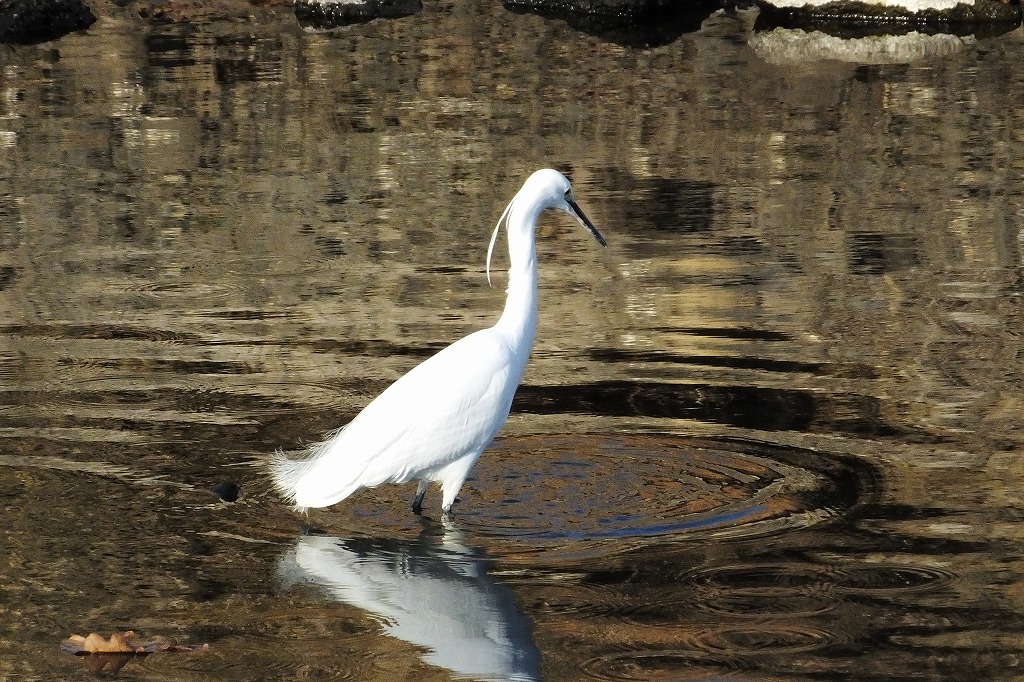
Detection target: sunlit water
<box><xmin>0</xmin><ymin>2</ymin><xmax>1023</xmax><ymax>680</ymax></box>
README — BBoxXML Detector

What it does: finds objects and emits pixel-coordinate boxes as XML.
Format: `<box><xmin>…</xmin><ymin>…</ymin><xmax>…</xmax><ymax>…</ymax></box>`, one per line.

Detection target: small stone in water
<box><xmin>212</xmin><ymin>482</ymin><xmax>239</xmax><ymax>502</ymax></box>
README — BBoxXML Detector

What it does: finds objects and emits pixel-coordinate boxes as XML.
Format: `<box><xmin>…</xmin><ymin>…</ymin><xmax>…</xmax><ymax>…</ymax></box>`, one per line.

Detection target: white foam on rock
<box><xmin>749</xmin><ymin>28</ymin><xmax>976</xmax><ymax>64</ymax></box>
<box><xmin>763</xmin><ymin>0</ymin><xmax>966</xmax><ymax>10</ymax></box>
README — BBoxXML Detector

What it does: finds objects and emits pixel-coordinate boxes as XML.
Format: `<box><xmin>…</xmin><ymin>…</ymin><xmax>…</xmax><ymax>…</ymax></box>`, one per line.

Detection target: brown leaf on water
<box><xmin>84</xmin><ymin>631</ymin><xmax>137</xmax><ymax>653</ymax></box>
<box><xmin>62</xmin><ymin>630</ymin><xmax>209</xmax><ymax>656</ymax></box>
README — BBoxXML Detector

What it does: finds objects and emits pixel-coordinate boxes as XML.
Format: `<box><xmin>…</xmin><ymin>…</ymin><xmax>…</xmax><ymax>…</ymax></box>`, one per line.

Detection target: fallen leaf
<box><xmin>63</xmin><ymin>634</ymin><xmax>86</xmax><ymax>650</ymax></box>
<box><xmin>83</xmin><ymin>631</ymin><xmax>136</xmax><ymax>653</ymax></box>
<box><xmin>62</xmin><ymin>631</ymin><xmax>208</xmax><ymax>656</ymax></box>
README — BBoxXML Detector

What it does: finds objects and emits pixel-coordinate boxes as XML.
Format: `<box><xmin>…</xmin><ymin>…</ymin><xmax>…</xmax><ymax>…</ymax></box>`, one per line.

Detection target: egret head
<box><xmin>487</xmin><ymin>169</ymin><xmax>606</xmax><ymax>284</ymax></box>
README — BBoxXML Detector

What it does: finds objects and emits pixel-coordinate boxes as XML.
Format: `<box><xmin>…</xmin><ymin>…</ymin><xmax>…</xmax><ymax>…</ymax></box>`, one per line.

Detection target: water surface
<box><xmin>0</xmin><ymin>4</ymin><xmax>1023</xmax><ymax>680</ymax></box>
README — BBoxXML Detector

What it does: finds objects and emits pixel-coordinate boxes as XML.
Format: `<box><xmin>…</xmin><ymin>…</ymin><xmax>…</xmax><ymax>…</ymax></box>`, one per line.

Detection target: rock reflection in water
<box><xmin>277</xmin><ymin>527</ymin><xmax>542</xmax><ymax>682</ymax></box>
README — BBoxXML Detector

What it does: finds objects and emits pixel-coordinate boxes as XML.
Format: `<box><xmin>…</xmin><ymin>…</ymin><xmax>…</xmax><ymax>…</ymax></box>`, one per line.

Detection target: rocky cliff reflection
<box><xmin>277</xmin><ymin>528</ymin><xmax>542</xmax><ymax>682</ymax></box>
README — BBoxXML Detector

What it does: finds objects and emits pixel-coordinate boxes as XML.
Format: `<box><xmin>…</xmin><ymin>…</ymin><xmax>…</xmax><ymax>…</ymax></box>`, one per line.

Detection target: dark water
<box><xmin>1</xmin><ymin>2</ymin><xmax>1023</xmax><ymax>680</ymax></box>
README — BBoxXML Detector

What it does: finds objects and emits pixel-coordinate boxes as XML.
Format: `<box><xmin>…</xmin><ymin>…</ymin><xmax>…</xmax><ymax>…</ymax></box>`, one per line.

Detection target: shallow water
<box><xmin>1</xmin><ymin>3</ymin><xmax>1023</xmax><ymax>680</ymax></box>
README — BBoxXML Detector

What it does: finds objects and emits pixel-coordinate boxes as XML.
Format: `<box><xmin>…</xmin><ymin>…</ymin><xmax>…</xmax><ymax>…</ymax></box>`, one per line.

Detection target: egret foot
<box><xmin>412</xmin><ymin>482</ymin><xmax>427</xmax><ymax>515</ymax></box>
<box><xmin>440</xmin><ymin>497</ymin><xmax>461</xmax><ymax>520</ymax></box>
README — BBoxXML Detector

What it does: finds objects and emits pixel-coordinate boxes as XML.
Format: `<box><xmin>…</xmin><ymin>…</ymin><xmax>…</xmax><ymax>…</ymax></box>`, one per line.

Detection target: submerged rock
<box><xmin>0</xmin><ymin>0</ymin><xmax>95</xmax><ymax>45</ymax></box>
<box><xmin>211</xmin><ymin>481</ymin><xmax>240</xmax><ymax>502</ymax></box>
<box><xmin>294</xmin><ymin>0</ymin><xmax>422</xmax><ymax>29</ymax></box>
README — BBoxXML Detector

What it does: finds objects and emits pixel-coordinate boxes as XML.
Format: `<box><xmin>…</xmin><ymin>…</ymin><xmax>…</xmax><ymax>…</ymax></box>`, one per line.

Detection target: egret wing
<box><xmin>293</xmin><ymin>329</ymin><xmax>518</xmax><ymax>505</ymax></box>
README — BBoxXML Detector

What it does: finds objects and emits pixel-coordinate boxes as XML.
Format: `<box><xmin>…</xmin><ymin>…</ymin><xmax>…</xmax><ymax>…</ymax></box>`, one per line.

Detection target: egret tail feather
<box><xmin>269</xmin><ymin>427</ymin><xmax>360</xmax><ymax>511</ymax></box>
<box><xmin>268</xmin><ymin>449</ymin><xmax>314</xmax><ymax>512</ymax></box>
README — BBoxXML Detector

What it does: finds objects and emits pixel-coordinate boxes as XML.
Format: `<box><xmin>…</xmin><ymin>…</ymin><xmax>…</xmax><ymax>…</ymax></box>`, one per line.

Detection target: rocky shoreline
<box><xmin>0</xmin><ymin>0</ymin><xmax>1019</xmax><ymax>50</ymax></box>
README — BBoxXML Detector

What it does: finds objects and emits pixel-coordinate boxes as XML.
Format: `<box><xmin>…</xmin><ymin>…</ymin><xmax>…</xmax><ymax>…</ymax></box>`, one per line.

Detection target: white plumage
<box><xmin>269</xmin><ymin>168</ymin><xmax>605</xmax><ymax>516</ymax></box>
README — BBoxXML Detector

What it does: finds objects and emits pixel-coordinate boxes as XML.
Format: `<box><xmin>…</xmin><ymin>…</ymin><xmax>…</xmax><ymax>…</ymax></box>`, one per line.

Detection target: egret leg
<box><xmin>412</xmin><ymin>480</ymin><xmax>428</xmax><ymax>515</ymax></box>
<box><xmin>440</xmin><ymin>488</ymin><xmax>463</xmax><ymax>516</ymax></box>
<box><xmin>439</xmin><ymin>455</ymin><xmax>476</xmax><ymax>517</ymax></box>
<box><xmin>440</xmin><ymin>497</ymin><xmax>461</xmax><ymax>520</ymax></box>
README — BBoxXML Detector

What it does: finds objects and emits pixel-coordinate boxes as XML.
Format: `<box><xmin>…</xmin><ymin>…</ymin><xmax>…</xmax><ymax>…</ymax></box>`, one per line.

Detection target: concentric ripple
<box><xmin>335</xmin><ymin>433</ymin><xmax>865</xmax><ymax>562</ymax></box>
<box><xmin>693</xmin><ymin>624</ymin><xmax>837</xmax><ymax>655</ymax></box>
<box><xmin>134</xmin><ymin>280</ymin><xmax>242</xmax><ymax>302</ymax></box>
<box><xmin>462</xmin><ymin>434</ymin><xmax>852</xmax><ymax>546</ymax></box>
<box><xmin>581</xmin><ymin>650</ymin><xmax>757</xmax><ymax>682</ymax></box>
<box><xmin>685</xmin><ymin>563</ymin><xmax>841</xmax><ymax>618</ymax></box>
<box><xmin>835</xmin><ymin>564</ymin><xmax>956</xmax><ymax>595</ymax></box>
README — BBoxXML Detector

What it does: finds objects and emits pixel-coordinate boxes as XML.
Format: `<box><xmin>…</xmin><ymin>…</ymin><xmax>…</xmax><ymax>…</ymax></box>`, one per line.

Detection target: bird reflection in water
<box><xmin>277</xmin><ymin>523</ymin><xmax>541</xmax><ymax>682</ymax></box>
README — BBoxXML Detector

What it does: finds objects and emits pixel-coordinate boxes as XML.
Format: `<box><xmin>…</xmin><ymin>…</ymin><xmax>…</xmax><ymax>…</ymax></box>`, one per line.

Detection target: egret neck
<box><xmin>494</xmin><ymin>197</ymin><xmax>541</xmax><ymax>354</ymax></box>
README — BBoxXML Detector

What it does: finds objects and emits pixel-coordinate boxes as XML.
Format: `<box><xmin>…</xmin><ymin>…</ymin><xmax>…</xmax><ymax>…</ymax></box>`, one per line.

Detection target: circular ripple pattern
<box><xmin>581</xmin><ymin>651</ymin><xmax>750</xmax><ymax>682</ymax></box>
<box><xmin>685</xmin><ymin>564</ymin><xmax>841</xmax><ymax>618</ymax></box>
<box><xmin>694</xmin><ymin>625</ymin><xmax>836</xmax><ymax>655</ymax></box>
<box><xmin>835</xmin><ymin>565</ymin><xmax>957</xmax><ymax>595</ymax></box>
<box><xmin>460</xmin><ymin>434</ymin><xmax>851</xmax><ymax>547</ymax></box>
<box><xmin>334</xmin><ymin>433</ymin><xmax>864</xmax><ymax>562</ymax></box>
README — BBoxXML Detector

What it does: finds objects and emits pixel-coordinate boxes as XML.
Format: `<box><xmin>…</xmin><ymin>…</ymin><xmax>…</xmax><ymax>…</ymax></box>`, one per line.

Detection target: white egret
<box><xmin>269</xmin><ymin>168</ymin><xmax>606</xmax><ymax>516</ymax></box>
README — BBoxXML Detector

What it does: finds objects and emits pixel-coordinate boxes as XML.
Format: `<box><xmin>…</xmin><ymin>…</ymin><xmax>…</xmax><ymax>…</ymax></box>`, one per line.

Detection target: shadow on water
<box><xmin>617</xmin><ymin>176</ymin><xmax>721</xmax><ymax>233</ymax></box>
<box><xmin>514</xmin><ymin>379</ymin><xmax>911</xmax><ymax>437</ymax></box>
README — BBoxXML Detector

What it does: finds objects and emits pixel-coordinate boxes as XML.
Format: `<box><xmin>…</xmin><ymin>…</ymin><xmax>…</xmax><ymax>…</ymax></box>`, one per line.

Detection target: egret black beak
<box><xmin>568</xmin><ymin>199</ymin><xmax>607</xmax><ymax>247</ymax></box>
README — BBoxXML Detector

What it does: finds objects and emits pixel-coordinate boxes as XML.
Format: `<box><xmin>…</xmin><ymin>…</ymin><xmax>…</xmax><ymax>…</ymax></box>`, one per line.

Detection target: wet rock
<box><xmin>504</xmin><ymin>0</ymin><xmax>726</xmax><ymax>47</ymax></box>
<box><xmin>294</xmin><ymin>0</ymin><xmax>422</xmax><ymax>29</ymax></box>
<box><xmin>750</xmin><ymin>27</ymin><xmax>976</xmax><ymax>63</ymax></box>
<box><xmin>755</xmin><ymin>0</ymin><xmax>1021</xmax><ymax>27</ymax></box>
<box><xmin>504</xmin><ymin>0</ymin><xmax>705</xmax><ymax>15</ymax></box>
<box><xmin>0</xmin><ymin>0</ymin><xmax>95</xmax><ymax>45</ymax></box>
